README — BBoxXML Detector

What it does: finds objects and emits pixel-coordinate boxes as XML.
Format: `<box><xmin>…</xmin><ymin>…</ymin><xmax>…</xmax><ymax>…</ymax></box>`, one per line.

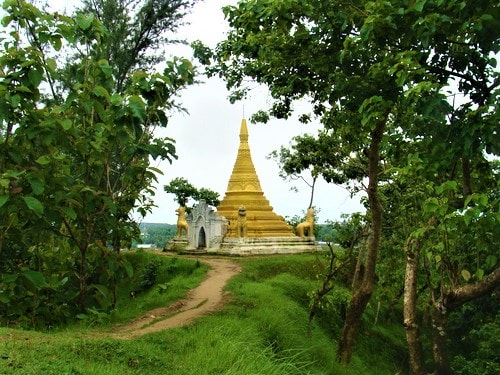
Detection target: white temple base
<box><xmin>215</xmin><ymin>236</ymin><xmax>319</xmax><ymax>256</ymax></box>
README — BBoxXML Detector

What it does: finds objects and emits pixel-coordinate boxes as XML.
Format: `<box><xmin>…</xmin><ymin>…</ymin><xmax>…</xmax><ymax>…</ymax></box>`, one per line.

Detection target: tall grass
<box><xmin>0</xmin><ymin>252</ymin><xmax>407</xmax><ymax>374</ymax></box>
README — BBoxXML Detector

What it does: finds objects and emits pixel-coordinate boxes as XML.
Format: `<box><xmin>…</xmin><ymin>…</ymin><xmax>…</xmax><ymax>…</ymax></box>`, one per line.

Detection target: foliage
<box><xmin>268</xmin><ymin>134</ymin><xmax>323</xmax><ymax>208</ymax></box>
<box><xmin>78</xmin><ymin>0</ymin><xmax>199</xmax><ymax>93</ymax></box>
<box><xmin>327</xmin><ymin>213</ymin><xmax>366</xmax><ymax>249</ymax></box>
<box><xmin>110</xmin><ymin>251</ymin><xmax>206</xmax><ymax>323</ymax></box>
<box><xmin>308</xmin><ymin>244</ymin><xmax>351</xmax><ymax>327</ymax></box>
<box><xmin>448</xmin><ymin>295</ymin><xmax>500</xmax><ymax>375</ymax></box>
<box><xmin>163</xmin><ymin>176</ymin><xmax>220</xmax><ymax>207</ymax></box>
<box><xmin>0</xmin><ymin>0</ymin><xmax>195</xmax><ymax>327</ymax></box>
<box><xmin>71</xmin><ymin>251</ymin><xmax>206</xmax><ymax>325</ymax></box>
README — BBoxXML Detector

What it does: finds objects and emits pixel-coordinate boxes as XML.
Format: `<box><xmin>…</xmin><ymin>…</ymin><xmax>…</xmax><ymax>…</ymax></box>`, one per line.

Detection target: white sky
<box><xmin>40</xmin><ymin>1</ymin><xmax>367</xmax><ymax>223</ymax></box>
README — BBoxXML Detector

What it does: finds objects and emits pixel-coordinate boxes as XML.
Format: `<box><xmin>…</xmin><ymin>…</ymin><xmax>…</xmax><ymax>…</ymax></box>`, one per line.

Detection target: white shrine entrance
<box><xmin>186</xmin><ymin>200</ymin><xmax>228</xmax><ymax>252</ymax></box>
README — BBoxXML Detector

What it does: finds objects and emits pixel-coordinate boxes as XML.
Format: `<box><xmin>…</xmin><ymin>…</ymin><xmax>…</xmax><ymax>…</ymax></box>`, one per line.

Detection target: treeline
<box><xmin>135</xmin><ymin>223</ymin><xmax>176</xmax><ymax>248</ymax></box>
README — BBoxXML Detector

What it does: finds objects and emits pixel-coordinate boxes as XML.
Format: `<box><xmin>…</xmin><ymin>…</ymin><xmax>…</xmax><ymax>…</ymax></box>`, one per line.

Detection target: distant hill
<box><xmin>134</xmin><ymin>222</ymin><xmax>176</xmax><ymax>248</ymax></box>
<box><xmin>140</xmin><ymin>222</ymin><xmax>175</xmax><ymax>229</ymax></box>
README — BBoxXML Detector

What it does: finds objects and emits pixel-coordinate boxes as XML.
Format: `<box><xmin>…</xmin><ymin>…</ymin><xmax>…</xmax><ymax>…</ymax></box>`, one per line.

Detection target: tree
<box><xmin>69</xmin><ymin>0</ymin><xmax>200</xmax><ymax>251</ymax></box>
<box><xmin>194</xmin><ymin>0</ymin><xmax>499</xmax><ymax>370</ymax></box>
<box><xmin>268</xmin><ymin>134</ymin><xmax>321</xmax><ymax>209</ymax></box>
<box><xmin>268</xmin><ymin>131</ymin><xmax>366</xmax><ymax>209</ymax></box>
<box><xmin>78</xmin><ymin>0</ymin><xmax>198</xmax><ymax>93</ymax></box>
<box><xmin>164</xmin><ymin>177</ymin><xmax>220</xmax><ymax>208</ymax></box>
<box><xmin>0</xmin><ymin>0</ymin><xmax>194</xmax><ymax>325</ymax></box>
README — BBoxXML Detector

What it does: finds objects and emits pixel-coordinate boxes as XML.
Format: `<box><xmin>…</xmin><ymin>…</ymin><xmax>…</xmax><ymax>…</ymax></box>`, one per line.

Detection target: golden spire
<box><xmin>225</xmin><ymin>119</ymin><xmax>262</xmax><ymax>192</ymax></box>
<box><xmin>217</xmin><ymin>119</ymin><xmax>294</xmax><ymax>237</ymax></box>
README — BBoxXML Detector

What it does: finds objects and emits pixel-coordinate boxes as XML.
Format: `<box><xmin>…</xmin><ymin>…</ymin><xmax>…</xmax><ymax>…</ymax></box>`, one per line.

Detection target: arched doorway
<box><xmin>198</xmin><ymin>227</ymin><xmax>206</xmax><ymax>249</ymax></box>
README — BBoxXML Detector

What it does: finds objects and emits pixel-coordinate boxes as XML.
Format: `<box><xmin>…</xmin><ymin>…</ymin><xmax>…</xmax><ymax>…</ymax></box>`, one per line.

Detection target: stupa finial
<box><xmin>239</xmin><ymin>118</ymin><xmax>249</xmax><ymax>142</ymax></box>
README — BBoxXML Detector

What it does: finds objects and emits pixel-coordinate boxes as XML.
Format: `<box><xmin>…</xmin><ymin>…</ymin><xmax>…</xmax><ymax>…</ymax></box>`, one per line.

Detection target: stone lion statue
<box><xmin>296</xmin><ymin>207</ymin><xmax>314</xmax><ymax>237</ymax></box>
<box><xmin>175</xmin><ymin>206</ymin><xmax>188</xmax><ymax>238</ymax></box>
<box><xmin>236</xmin><ymin>205</ymin><xmax>247</xmax><ymax>238</ymax></box>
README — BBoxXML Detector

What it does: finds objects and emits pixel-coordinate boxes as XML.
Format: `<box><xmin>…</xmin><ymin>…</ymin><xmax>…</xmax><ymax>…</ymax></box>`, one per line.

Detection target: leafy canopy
<box><xmin>164</xmin><ymin>177</ymin><xmax>220</xmax><ymax>207</ymax></box>
<box><xmin>0</xmin><ymin>0</ymin><xmax>195</xmax><ymax>325</ymax></box>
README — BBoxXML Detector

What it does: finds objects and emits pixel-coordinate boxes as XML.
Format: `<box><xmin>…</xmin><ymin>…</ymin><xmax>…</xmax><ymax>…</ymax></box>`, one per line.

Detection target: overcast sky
<box><xmin>44</xmin><ymin>0</ymin><xmax>367</xmax><ymax>224</ymax></box>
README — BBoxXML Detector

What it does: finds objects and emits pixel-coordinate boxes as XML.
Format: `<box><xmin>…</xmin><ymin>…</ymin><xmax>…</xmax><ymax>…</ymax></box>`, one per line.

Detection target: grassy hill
<box><xmin>0</xmin><ymin>251</ymin><xmax>408</xmax><ymax>374</ymax></box>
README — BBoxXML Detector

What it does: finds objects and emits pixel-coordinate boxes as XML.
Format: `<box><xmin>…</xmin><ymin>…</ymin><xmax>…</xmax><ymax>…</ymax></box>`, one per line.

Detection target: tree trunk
<box><xmin>338</xmin><ymin>285</ymin><xmax>374</xmax><ymax>364</ymax></box>
<box><xmin>308</xmin><ymin>176</ymin><xmax>317</xmax><ymax>209</ymax></box>
<box><xmin>403</xmin><ymin>239</ymin><xmax>426</xmax><ymax>375</ymax></box>
<box><xmin>351</xmin><ymin>240</ymin><xmax>366</xmax><ymax>291</ymax></box>
<box><xmin>338</xmin><ymin>120</ymin><xmax>385</xmax><ymax>365</ymax></box>
<box><xmin>430</xmin><ymin>302</ymin><xmax>452</xmax><ymax>375</ymax></box>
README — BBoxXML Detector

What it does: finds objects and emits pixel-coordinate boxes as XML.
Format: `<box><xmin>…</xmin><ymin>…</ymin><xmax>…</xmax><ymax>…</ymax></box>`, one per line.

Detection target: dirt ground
<box><xmin>111</xmin><ymin>256</ymin><xmax>241</xmax><ymax>339</ymax></box>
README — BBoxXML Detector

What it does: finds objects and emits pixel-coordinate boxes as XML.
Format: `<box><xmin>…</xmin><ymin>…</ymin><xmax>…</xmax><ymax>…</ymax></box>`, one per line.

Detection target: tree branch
<box><xmin>444</xmin><ymin>267</ymin><xmax>500</xmax><ymax>310</ymax></box>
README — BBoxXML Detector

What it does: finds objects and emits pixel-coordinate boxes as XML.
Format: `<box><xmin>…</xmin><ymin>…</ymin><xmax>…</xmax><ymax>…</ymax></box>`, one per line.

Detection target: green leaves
<box><xmin>97</xmin><ymin>59</ymin><xmax>113</xmax><ymax>79</ymax></box>
<box><xmin>413</xmin><ymin>0</ymin><xmax>428</xmax><ymax>13</ymax></box>
<box><xmin>28</xmin><ymin>176</ymin><xmax>45</xmax><ymax>195</ymax></box>
<box><xmin>120</xmin><ymin>258</ymin><xmax>134</xmax><ymax>278</ymax></box>
<box><xmin>164</xmin><ymin>177</ymin><xmax>219</xmax><ymax>208</ymax></box>
<box><xmin>36</xmin><ymin>155</ymin><xmax>51</xmax><ymax>165</ymax></box>
<box><xmin>128</xmin><ymin>95</ymin><xmax>147</xmax><ymax>122</ymax></box>
<box><xmin>60</xmin><ymin>206</ymin><xmax>77</xmax><ymax>220</ymax></box>
<box><xmin>110</xmin><ymin>93</ymin><xmax>123</xmax><ymax>106</ymax></box>
<box><xmin>359</xmin><ymin>95</ymin><xmax>390</xmax><ymax>128</ymax></box>
<box><xmin>1</xmin><ymin>14</ymin><xmax>13</xmax><ymax>27</ymax></box>
<box><xmin>21</xmin><ymin>270</ymin><xmax>48</xmax><ymax>291</ymax></box>
<box><xmin>76</xmin><ymin>13</ymin><xmax>94</xmax><ymax>31</ymax></box>
<box><xmin>92</xmin><ymin>85</ymin><xmax>110</xmax><ymax>100</ymax></box>
<box><xmin>59</xmin><ymin>118</ymin><xmax>72</xmax><ymax>130</ymax></box>
<box><xmin>485</xmin><ymin>255</ymin><xmax>497</xmax><ymax>269</ymax></box>
<box><xmin>464</xmin><ymin>193</ymin><xmax>489</xmax><ymax>208</ymax></box>
<box><xmin>45</xmin><ymin>58</ymin><xmax>57</xmax><ymax>73</ymax></box>
<box><xmin>22</xmin><ymin>196</ymin><xmax>44</xmax><ymax>217</ymax></box>
<box><xmin>28</xmin><ymin>68</ymin><xmax>43</xmax><ymax>87</ymax></box>
<box><xmin>0</xmin><ymin>195</ymin><xmax>8</xmax><ymax>208</ymax></box>
<box><xmin>461</xmin><ymin>269</ymin><xmax>471</xmax><ymax>281</ymax></box>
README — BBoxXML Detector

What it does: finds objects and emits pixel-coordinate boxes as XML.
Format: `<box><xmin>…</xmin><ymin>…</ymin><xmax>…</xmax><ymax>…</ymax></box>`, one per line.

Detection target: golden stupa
<box><xmin>216</xmin><ymin>119</ymin><xmax>294</xmax><ymax>237</ymax></box>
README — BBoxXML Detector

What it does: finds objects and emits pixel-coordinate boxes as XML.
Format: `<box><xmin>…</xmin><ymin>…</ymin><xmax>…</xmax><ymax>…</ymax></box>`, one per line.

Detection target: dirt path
<box><xmin>110</xmin><ymin>256</ymin><xmax>241</xmax><ymax>339</ymax></box>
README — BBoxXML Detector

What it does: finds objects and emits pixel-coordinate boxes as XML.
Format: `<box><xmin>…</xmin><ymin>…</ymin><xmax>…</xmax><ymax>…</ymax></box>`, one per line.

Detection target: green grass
<box><xmin>61</xmin><ymin>251</ymin><xmax>209</xmax><ymax>330</ymax></box>
<box><xmin>109</xmin><ymin>252</ymin><xmax>208</xmax><ymax>325</ymax></box>
<box><xmin>0</xmin><ymin>252</ymin><xmax>407</xmax><ymax>374</ymax></box>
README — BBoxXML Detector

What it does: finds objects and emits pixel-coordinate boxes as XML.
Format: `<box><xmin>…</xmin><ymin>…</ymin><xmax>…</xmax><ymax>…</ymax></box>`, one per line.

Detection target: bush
<box><xmin>138</xmin><ymin>261</ymin><xmax>161</xmax><ymax>292</ymax></box>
